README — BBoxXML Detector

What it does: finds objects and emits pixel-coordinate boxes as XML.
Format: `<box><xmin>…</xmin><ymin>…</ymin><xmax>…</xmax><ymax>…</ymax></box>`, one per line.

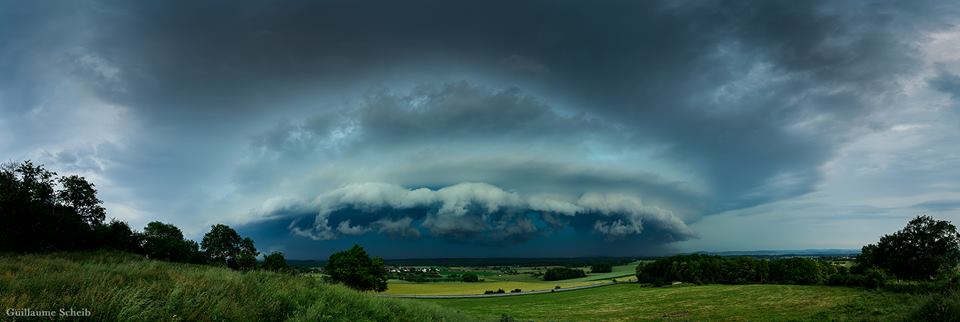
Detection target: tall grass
<box><xmin>0</xmin><ymin>251</ymin><xmax>481</xmax><ymax>321</ymax></box>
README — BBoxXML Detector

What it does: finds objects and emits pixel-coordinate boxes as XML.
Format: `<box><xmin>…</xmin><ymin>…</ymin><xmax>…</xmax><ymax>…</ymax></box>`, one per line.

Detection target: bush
<box><xmin>863</xmin><ymin>268</ymin><xmax>888</xmax><ymax>289</ymax></box>
<box><xmin>511</xmin><ymin>288</ymin><xmax>522</xmax><ymax>293</ymax></box>
<box><xmin>461</xmin><ymin>272</ymin><xmax>480</xmax><ymax>282</ymax></box>
<box><xmin>325</xmin><ymin>245</ymin><xmax>388</xmax><ymax>292</ymax></box>
<box><xmin>261</xmin><ymin>251</ymin><xmax>289</xmax><ymax>272</ymax></box>
<box><xmin>544</xmin><ymin>267</ymin><xmax>587</xmax><ymax>281</ymax></box>
<box><xmin>907</xmin><ymin>292</ymin><xmax>960</xmax><ymax>322</ymax></box>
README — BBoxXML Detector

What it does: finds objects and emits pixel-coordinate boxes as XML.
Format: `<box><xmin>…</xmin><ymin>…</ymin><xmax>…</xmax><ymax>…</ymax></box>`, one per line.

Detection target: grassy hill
<box><xmin>0</xmin><ymin>251</ymin><xmax>479</xmax><ymax>322</ymax></box>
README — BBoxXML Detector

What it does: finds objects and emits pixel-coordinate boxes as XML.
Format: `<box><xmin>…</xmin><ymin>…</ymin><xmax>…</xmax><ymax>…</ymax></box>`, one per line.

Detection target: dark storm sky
<box><xmin>3</xmin><ymin>0</ymin><xmax>960</xmax><ymax>258</ymax></box>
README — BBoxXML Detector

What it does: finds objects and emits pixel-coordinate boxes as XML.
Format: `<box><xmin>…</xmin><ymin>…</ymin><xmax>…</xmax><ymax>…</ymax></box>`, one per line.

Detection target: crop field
<box><xmin>384</xmin><ymin>280</ymin><xmax>607</xmax><ymax>295</ymax></box>
<box><xmin>420</xmin><ymin>283</ymin><xmax>919</xmax><ymax>321</ymax></box>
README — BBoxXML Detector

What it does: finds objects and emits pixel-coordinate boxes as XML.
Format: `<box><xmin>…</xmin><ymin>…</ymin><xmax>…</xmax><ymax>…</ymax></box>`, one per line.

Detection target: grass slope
<box><xmin>422</xmin><ymin>283</ymin><xmax>920</xmax><ymax>321</ymax></box>
<box><xmin>0</xmin><ymin>251</ymin><xmax>479</xmax><ymax>322</ymax></box>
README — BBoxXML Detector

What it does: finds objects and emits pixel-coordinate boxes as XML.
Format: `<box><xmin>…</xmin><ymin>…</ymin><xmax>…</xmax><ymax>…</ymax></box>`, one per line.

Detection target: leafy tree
<box><xmin>325</xmin><ymin>244</ymin><xmax>388</xmax><ymax>292</ymax></box>
<box><xmin>856</xmin><ymin>215</ymin><xmax>960</xmax><ymax>280</ymax></box>
<box><xmin>95</xmin><ymin>220</ymin><xmax>143</xmax><ymax>253</ymax></box>
<box><xmin>56</xmin><ymin>175</ymin><xmax>106</xmax><ymax>227</ymax></box>
<box><xmin>143</xmin><ymin>221</ymin><xmax>200</xmax><ymax>263</ymax></box>
<box><xmin>262</xmin><ymin>251</ymin><xmax>289</xmax><ymax>272</ymax></box>
<box><xmin>236</xmin><ymin>237</ymin><xmax>259</xmax><ymax>270</ymax></box>
<box><xmin>461</xmin><ymin>272</ymin><xmax>480</xmax><ymax>282</ymax></box>
<box><xmin>0</xmin><ymin>161</ymin><xmax>93</xmax><ymax>251</ymax></box>
<box><xmin>201</xmin><ymin>224</ymin><xmax>243</xmax><ymax>268</ymax></box>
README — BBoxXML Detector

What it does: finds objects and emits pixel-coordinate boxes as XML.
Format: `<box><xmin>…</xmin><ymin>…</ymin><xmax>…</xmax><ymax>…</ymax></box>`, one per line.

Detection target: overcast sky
<box><xmin>3</xmin><ymin>0</ymin><xmax>960</xmax><ymax>258</ymax></box>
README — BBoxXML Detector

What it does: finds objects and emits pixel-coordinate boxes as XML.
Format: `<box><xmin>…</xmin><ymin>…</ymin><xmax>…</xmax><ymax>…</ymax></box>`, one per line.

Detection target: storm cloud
<box><xmin>3</xmin><ymin>0</ymin><xmax>960</xmax><ymax>257</ymax></box>
<box><xmin>286</xmin><ymin>182</ymin><xmax>693</xmax><ymax>243</ymax></box>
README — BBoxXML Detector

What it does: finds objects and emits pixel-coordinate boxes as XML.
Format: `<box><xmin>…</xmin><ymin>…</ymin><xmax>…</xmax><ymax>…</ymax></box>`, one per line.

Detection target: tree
<box><xmin>262</xmin><ymin>251</ymin><xmax>289</xmax><ymax>272</ymax></box>
<box><xmin>95</xmin><ymin>220</ymin><xmax>143</xmax><ymax>253</ymax></box>
<box><xmin>201</xmin><ymin>224</ymin><xmax>243</xmax><ymax>268</ymax></box>
<box><xmin>325</xmin><ymin>244</ymin><xmax>388</xmax><ymax>292</ymax></box>
<box><xmin>461</xmin><ymin>272</ymin><xmax>480</xmax><ymax>282</ymax></box>
<box><xmin>143</xmin><ymin>221</ymin><xmax>200</xmax><ymax>263</ymax></box>
<box><xmin>855</xmin><ymin>215</ymin><xmax>960</xmax><ymax>280</ymax></box>
<box><xmin>56</xmin><ymin>175</ymin><xmax>106</xmax><ymax>227</ymax></box>
<box><xmin>236</xmin><ymin>237</ymin><xmax>259</xmax><ymax>270</ymax></box>
<box><xmin>0</xmin><ymin>161</ymin><xmax>92</xmax><ymax>251</ymax></box>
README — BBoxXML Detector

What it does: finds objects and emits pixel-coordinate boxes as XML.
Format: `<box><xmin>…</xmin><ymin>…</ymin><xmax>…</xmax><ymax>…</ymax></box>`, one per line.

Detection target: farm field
<box><xmin>384</xmin><ymin>261</ymin><xmax>640</xmax><ymax>295</ymax></box>
<box><xmin>384</xmin><ymin>279</ymin><xmax>608</xmax><ymax>295</ymax></box>
<box><xmin>420</xmin><ymin>283</ymin><xmax>919</xmax><ymax>321</ymax></box>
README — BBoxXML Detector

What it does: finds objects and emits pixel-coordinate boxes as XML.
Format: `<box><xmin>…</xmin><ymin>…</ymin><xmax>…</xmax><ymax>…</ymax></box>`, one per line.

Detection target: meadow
<box><xmin>1</xmin><ymin>251</ymin><xmax>951</xmax><ymax>321</ymax></box>
<box><xmin>420</xmin><ymin>283</ymin><xmax>921</xmax><ymax>321</ymax></box>
<box><xmin>0</xmin><ymin>251</ymin><xmax>478</xmax><ymax>322</ymax></box>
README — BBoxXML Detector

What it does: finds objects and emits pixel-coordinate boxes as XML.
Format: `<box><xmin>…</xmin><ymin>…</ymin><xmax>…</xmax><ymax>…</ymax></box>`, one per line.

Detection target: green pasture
<box><xmin>422</xmin><ymin>283</ymin><xmax>919</xmax><ymax>321</ymax></box>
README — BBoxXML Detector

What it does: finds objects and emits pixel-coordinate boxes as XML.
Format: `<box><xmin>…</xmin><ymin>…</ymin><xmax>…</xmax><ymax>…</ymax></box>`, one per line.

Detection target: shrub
<box><xmin>325</xmin><ymin>245</ymin><xmax>388</xmax><ymax>292</ymax></box>
<box><xmin>863</xmin><ymin>268</ymin><xmax>888</xmax><ymax>289</ymax></box>
<box><xmin>461</xmin><ymin>272</ymin><xmax>480</xmax><ymax>282</ymax></box>
<box><xmin>511</xmin><ymin>288</ymin><xmax>522</xmax><ymax>293</ymax></box>
<box><xmin>907</xmin><ymin>292</ymin><xmax>960</xmax><ymax>322</ymax></box>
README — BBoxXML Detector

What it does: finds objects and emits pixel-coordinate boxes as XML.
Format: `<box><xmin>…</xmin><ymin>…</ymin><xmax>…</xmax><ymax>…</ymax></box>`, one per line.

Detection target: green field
<box><xmin>1</xmin><ymin>251</ymin><xmax>942</xmax><ymax>321</ymax></box>
<box><xmin>385</xmin><ymin>280</ymin><xmax>607</xmax><ymax>295</ymax></box>
<box><xmin>385</xmin><ymin>261</ymin><xmax>640</xmax><ymax>295</ymax></box>
<box><xmin>421</xmin><ymin>284</ymin><xmax>920</xmax><ymax>321</ymax></box>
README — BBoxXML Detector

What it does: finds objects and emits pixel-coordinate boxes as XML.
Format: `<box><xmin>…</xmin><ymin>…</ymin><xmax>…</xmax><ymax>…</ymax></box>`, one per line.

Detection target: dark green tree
<box><xmin>262</xmin><ymin>251</ymin><xmax>289</xmax><ymax>272</ymax></box>
<box><xmin>95</xmin><ymin>220</ymin><xmax>143</xmax><ymax>253</ymax></box>
<box><xmin>325</xmin><ymin>245</ymin><xmax>388</xmax><ymax>292</ymax></box>
<box><xmin>461</xmin><ymin>272</ymin><xmax>480</xmax><ymax>282</ymax></box>
<box><xmin>201</xmin><ymin>224</ymin><xmax>243</xmax><ymax>268</ymax></box>
<box><xmin>0</xmin><ymin>161</ymin><xmax>92</xmax><ymax>251</ymax></box>
<box><xmin>56</xmin><ymin>175</ymin><xmax>106</xmax><ymax>227</ymax></box>
<box><xmin>855</xmin><ymin>215</ymin><xmax>960</xmax><ymax>280</ymax></box>
<box><xmin>236</xmin><ymin>237</ymin><xmax>259</xmax><ymax>270</ymax></box>
<box><xmin>143</xmin><ymin>221</ymin><xmax>199</xmax><ymax>263</ymax></box>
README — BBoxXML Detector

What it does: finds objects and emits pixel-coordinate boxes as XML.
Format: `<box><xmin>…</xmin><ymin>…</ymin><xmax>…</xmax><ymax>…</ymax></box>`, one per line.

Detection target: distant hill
<box><xmin>694</xmin><ymin>249</ymin><xmax>860</xmax><ymax>257</ymax></box>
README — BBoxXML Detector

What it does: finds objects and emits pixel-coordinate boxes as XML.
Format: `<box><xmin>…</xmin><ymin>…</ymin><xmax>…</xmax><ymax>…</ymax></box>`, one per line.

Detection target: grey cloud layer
<box><xmin>288</xmin><ymin>182</ymin><xmax>694</xmax><ymax>243</ymax></box>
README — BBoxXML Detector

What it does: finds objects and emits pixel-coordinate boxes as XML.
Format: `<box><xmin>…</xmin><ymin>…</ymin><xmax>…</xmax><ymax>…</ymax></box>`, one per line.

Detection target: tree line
<box><xmin>637</xmin><ymin>215</ymin><xmax>960</xmax><ymax>289</ymax></box>
<box><xmin>544</xmin><ymin>267</ymin><xmax>587</xmax><ymax>281</ymax></box>
<box><xmin>0</xmin><ymin>161</ymin><xmax>288</xmax><ymax>272</ymax></box>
